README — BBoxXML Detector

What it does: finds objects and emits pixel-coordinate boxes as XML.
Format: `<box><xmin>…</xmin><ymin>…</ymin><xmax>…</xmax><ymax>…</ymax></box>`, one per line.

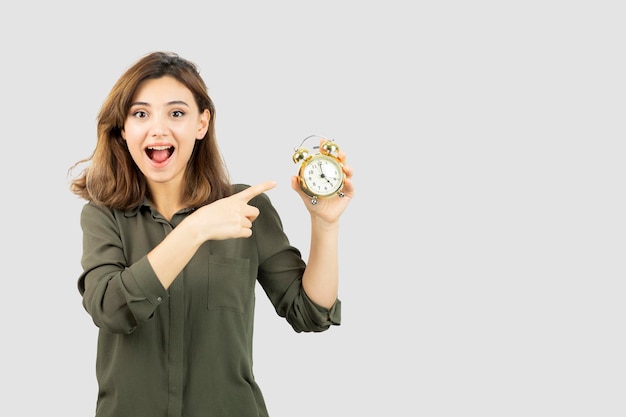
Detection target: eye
<box><xmin>132</xmin><ymin>110</ymin><xmax>148</xmax><ymax>119</ymax></box>
<box><xmin>171</xmin><ymin>110</ymin><xmax>185</xmax><ymax>118</ymax></box>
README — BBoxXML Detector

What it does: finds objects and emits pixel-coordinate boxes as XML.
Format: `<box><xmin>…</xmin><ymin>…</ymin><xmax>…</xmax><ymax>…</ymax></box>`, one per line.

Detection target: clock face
<box><xmin>301</xmin><ymin>155</ymin><xmax>344</xmax><ymax>197</ymax></box>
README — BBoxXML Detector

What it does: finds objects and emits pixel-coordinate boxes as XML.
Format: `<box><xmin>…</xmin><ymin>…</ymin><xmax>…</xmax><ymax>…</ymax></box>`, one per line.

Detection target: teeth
<box><xmin>147</xmin><ymin>145</ymin><xmax>171</xmax><ymax>150</ymax></box>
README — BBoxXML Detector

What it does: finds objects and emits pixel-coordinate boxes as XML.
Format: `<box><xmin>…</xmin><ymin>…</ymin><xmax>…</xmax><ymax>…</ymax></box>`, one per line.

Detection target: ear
<box><xmin>120</xmin><ymin>127</ymin><xmax>126</xmax><ymax>141</ymax></box>
<box><xmin>196</xmin><ymin>109</ymin><xmax>210</xmax><ymax>140</ymax></box>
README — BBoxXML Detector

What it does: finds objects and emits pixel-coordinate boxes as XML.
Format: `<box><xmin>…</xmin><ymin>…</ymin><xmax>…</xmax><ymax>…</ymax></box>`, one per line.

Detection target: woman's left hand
<box><xmin>290</xmin><ymin>141</ymin><xmax>354</xmax><ymax>224</ymax></box>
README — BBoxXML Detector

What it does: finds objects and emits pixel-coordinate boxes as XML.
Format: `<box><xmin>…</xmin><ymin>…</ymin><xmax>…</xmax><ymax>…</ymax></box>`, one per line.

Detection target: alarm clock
<box><xmin>292</xmin><ymin>135</ymin><xmax>345</xmax><ymax>205</ymax></box>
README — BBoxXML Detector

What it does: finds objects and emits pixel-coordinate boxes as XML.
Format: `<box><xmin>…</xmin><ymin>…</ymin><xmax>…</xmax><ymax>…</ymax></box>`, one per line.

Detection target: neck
<box><xmin>148</xmin><ymin>181</ymin><xmax>184</xmax><ymax>221</ymax></box>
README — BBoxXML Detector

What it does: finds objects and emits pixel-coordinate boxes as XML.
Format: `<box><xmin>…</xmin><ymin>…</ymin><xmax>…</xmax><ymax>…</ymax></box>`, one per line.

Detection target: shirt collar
<box><xmin>123</xmin><ymin>196</ymin><xmax>197</xmax><ymax>218</ymax></box>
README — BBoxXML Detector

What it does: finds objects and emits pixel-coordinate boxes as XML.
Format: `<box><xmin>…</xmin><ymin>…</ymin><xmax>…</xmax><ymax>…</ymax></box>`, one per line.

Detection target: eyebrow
<box><xmin>130</xmin><ymin>100</ymin><xmax>191</xmax><ymax>107</ymax></box>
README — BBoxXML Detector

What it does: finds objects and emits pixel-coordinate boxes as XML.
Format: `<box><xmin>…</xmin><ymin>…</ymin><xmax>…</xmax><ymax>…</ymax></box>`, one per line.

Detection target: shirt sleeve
<box><xmin>77</xmin><ymin>203</ymin><xmax>168</xmax><ymax>334</ymax></box>
<box><xmin>249</xmin><ymin>189</ymin><xmax>341</xmax><ymax>333</ymax></box>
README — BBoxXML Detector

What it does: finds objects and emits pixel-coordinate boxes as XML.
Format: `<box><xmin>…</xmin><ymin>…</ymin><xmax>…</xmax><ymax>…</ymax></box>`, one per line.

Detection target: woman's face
<box><xmin>122</xmin><ymin>76</ymin><xmax>209</xmax><ymax>190</ymax></box>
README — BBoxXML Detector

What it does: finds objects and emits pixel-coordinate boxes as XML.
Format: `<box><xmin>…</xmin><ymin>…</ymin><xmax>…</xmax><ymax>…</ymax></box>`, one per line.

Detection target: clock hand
<box><xmin>318</xmin><ymin>164</ymin><xmax>334</xmax><ymax>185</ymax></box>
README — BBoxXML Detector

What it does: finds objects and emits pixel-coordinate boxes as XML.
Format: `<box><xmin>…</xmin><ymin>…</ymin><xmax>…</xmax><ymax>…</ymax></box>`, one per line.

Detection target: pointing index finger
<box><xmin>236</xmin><ymin>180</ymin><xmax>277</xmax><ymax>202</ymax></box>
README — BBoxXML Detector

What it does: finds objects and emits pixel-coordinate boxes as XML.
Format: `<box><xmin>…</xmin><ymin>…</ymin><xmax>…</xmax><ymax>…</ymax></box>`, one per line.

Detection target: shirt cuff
<box><xmin>302</xmin><ymin>290</ymin><xmax>341</xmax><ymax>328</ymax></box>
<box><xmin>127</xmin><ymin>256</ymin><xmax>169</xmax><ymax>307</ymax></box>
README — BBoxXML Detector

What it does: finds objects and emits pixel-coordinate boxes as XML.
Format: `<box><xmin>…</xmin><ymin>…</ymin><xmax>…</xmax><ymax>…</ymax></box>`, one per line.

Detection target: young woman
<box><xmin>69</xmin><ymin>51</ymin><xmax>354</xmax><ymax>417</ymax></box>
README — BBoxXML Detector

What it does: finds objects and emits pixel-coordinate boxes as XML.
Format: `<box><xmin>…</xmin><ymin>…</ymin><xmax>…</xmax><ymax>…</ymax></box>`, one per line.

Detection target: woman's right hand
<box><xmin>188</xmin><ymin>181</ymin><xmax>277</xmax><ymax>241</ymax></box>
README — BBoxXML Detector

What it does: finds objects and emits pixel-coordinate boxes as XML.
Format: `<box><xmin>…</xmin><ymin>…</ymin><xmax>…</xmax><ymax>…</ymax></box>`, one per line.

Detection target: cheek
<box><xmin>121</xmin><ymin>124</ymin><xmax>143</xmax><ymax>144</ymax></box>
<box><xmin>121</xmin><ymin>130</ymin><xmax>144</xmax><ymax>156</ymax></box>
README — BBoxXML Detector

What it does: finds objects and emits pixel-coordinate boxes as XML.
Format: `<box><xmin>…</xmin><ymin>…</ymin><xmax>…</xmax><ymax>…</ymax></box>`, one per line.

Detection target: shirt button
<box><xmin>156</xmin><ymin>296</ymin><xmax>162</xmax><ymax>302</ymax></box>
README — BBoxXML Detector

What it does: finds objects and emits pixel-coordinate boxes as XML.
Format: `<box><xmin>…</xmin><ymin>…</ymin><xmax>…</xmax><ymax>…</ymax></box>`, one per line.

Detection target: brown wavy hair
<box><xmin>68</xmin><ymin>51</ymin><xmax>232</xmax><ymax>210</ymax></box>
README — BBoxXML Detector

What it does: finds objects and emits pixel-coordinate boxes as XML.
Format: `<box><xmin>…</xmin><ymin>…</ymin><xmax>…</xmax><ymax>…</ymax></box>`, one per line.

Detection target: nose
<box><xmin>150</xmin><ymin>114</ymin><xmax>168</xmax><ymax>137</ymax></box>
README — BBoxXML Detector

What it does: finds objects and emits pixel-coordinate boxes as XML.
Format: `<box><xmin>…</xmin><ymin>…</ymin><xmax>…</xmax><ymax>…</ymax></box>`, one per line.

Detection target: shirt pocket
<box><xmin>207</xmin><ymin>254</ymin><xmax>251</xmax><ymax>313</ymax></box>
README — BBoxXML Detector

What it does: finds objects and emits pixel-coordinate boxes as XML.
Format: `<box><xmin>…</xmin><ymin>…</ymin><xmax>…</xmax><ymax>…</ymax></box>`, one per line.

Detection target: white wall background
<box><xmin>1</xmin><ymin>1</ymin><xmax>624</xmax><ymax>416</ymax></box>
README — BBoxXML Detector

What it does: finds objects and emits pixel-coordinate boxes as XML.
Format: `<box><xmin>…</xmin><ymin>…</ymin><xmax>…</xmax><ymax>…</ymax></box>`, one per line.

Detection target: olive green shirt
<box><xmin>77</xmin><ymin>185</ymin><xmax>341</xmax><ymax>417</ymax></box>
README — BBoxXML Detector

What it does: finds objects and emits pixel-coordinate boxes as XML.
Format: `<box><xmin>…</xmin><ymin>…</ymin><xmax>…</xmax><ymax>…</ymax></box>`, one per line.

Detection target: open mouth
<box><xmin>145</xmin><ymin>145</ymin><xmax>174</xmax><ymax>163</ymax></box>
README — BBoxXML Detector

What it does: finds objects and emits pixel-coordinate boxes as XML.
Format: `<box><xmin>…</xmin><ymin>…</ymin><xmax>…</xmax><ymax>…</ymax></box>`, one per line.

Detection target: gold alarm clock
<box><xmin>292</xmin><ymin>135</ymin><xmax>345</xmax><ymax>205</ymax></box>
